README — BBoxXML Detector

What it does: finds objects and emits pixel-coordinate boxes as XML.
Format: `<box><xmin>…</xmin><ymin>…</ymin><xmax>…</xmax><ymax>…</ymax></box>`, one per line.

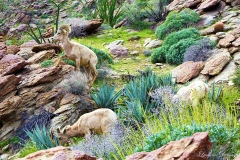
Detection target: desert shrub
<box><xmin>57</xmin><ymin>71</ymin><xmax>89</xmax><ymax>95</ymax></box>
<box><xmin>166</xmin><ymin>38</ymin><xmax>197</xmax><ymax>64</ymax></box>
<box><xmin>135</xmin><ymin>123</ymin><xmax>240</xmax><ymax>158</ymax></box>
<box><xmin>25</xmin><ymin>124</ymin><xmax>59</xmax><ymax>150</ymax></box>
<box><xmin>184</xmin><ymin>38</ymin><xmax>216</xmax><ymax>62</ymax></box>
<box><xmin>150</xmin><ymin>86</ymin><xmax>176</xmax><ymax>107</ymax></box>
<box><xmin>155</xmin><ymin>8</ymin><xmax>200</xmax><ymax>39</ymax></box>
<box><xmin>150</xmin><ymin>45</ymin><xmax>168</xmax><ymax>63</ymax></box>
<box><xmin>41</xmin><ymin>60</ymin><xmax>54</xmax><ymax>68</ymax></box>
<box><xmin>72</xmin><ymin>122</ymin><xmax>125</xmax><ymax>159</ymax></box>
<box><xmin>97</xmin><ymin>0</ymin><xmax>123</xmax><ymax>27</ymax></box>
<box><xmin>207</xmin><ymin>82</ymin><xmax>224</xmax><ymax>106</ymax></box>
<box><xmin>151</xmin><ymin>28</ymin><xmax>201</xmax><ymax>63</ymax></box>
<box><xmin>90</xmin><ymin>82</ymin><xmax>122</xmax><ymax>110</ymax></box>
<box><xmin>232</xmin><ymin>66</ymin><xmax>240</xmax><ymax>89</ymax></box>
<box><xmin>163</xmin><ymin>28</ymin><xmax>200</xmax><ymax>47</ymax></box>
<box><xmin>13</xmin><ymin>108</ymin><xmax>55</xmax><ymax>150</ymax></box>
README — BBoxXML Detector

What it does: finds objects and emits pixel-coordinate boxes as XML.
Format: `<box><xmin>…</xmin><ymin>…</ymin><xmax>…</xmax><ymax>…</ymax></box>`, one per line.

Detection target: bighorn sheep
<box><xmin>50</xmin><ymin>24</ymin><xmax>98</xmax><ymax>86</ymax></box>
<box><xmin>173</xmin><ymin>80</ymin><xmax>209</xmax><ymax>107</ymax></box>
<box><xmin>57</xmin><ymin>108</ymin><xmax>118</xmax><ymax>145</ymax></box>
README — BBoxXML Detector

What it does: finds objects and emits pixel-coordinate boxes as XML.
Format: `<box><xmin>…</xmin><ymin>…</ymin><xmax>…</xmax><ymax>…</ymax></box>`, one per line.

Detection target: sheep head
<box><xmin>56</xmin><ymin>125</ymin><xmax>82</xmax><ymax>145</ymax></box>
<box><xmin>50</xmin><ymin>24</ymin><xmax>71</xmax><ymax>42</ymax></box>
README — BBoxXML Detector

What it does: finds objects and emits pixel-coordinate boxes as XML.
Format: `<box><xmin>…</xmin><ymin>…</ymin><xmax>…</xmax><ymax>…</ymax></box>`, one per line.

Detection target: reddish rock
<box><xmin>0</xmin><ymin>96</ymin><xmax>22</xmax><ymax>119</ymax></box>
<box><xmin>126</xmin><ymin>132</ymin><xmax>212</xmax><ymax>160</ymax></box>
<box><xmin>16</xmin><ymin>24</ymin><xmax>28</xmax><ymax>32</ymax></box>
<box><xmin>228</xmin><ymin>47</ymin><xmax>239</xmax><ymax>54</ymax></box>
<box><xmin>185</xmin><ymin>0</ymin><xmax>201</xmax><ymax>8</ymax></box>
<box><xmin>36</xmin><ymin>88</ymin><xmax>63</xmax><ymax>112</ymax></box>
<box><xmin>17</xmin><ymin>66</ymin><xmax>60</xmax><ymax>88</ymax></box>
<box><xmin>232</xmin><ymin>37</ymin><xmax>240</xmax><ymax>47</ymax></box>
<box><xmin>85</xmin><ymin>19</ymin><xmax>102</xmax><ymax>32</ymax></box>
<box><xmin>0</xmin><ymin>54</ymin><xmax>28</xmax><ymax>76</ymax></box>
<box><xmin>6</xmin><ymin>45</ymin><xmax>20</xmax><ymax>54</ymax></box>
<box><xmin>229</xmin><ymin>27</ymin><xmax>240</xmax><ymax>37</ymax></box>
<box><xmin>27</xmin><ymin>49</ymin><xmax>56</xmax><ymax>64</ymax></box>
<box><xmin>110</xmin><ymin>45</ymin><xmax>128</xmax><ymax>58</ymax></box>
<box><xmin>0</xmin><ymin>42</ymin><xmax>6</xmax><ymax>50</ymax></box>
<box><xmin>201</xmin><ymin>49</ymin><xmax>231</xmax><ymax>76</ymax></box>
<box><xmin>32</xmin><ymin>43</ymin><xmax>62</xmax><ymax>53</ymax></box>
<box><xmin>16</xmin><ymin>146</ymin><xmax>103</xmax><ymax>160</ymax></box>
<box><xmin>0</xmin><ymin>75</ymin><xmax>21</xmax><ymax>98</ymax></box>
<box><xmin>171</xmin><ymin>61</ymin><xmax>205</xmax><ymax>83</ymax></box>
<box><xmin>218</xmin><ymin>34</ymin><xmax>235</xmax><ymax>48</ymax></box>
<box><xmin>20</xmin><ymin>40</ymin><xmax>38</xmax><ymax>48</ymax></box>
<box><xmin>166</xmin><ymin>0</ymin><xmax>183</xmax><ymax>11</ymax></box>
<box><xmin>42</xmin><ymin>27</ymin><xmax>53</xmax><ymax>38</ymax></box>
<box><xmin>198</xmin><ymin>0</ymin><xmax>220</xmax><ymax>11</ymax></box>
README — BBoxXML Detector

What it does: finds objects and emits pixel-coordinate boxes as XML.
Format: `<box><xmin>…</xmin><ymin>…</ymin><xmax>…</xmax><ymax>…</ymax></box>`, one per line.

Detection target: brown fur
<box><xmin>57</xmin><ymin>108</ymin><xmax>118</xmax><ymax>145</ymax></box>
<box><xmin>213</xmin><ymin>22</ymin><xmax>224</xmax><ymax>33</ymax></box>
<box><xmin>50</xmin><ymin>24</ymin><xmax>98</xmax><ymax>86</ymax></box>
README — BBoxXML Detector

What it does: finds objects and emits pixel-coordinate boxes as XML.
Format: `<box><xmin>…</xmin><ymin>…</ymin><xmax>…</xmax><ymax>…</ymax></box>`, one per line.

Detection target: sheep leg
<box><xmin>89</xmin><ymin>64</ymin><xmax>98</xmax><ymax>86</ymax></box>
<box><xmin>84</xmin><ymin>66</ymin><xmax>92</xmax><ymax>81</ymax></box>
<box><xmin>76</xmin><ymin>58</ymin><xmax>81</xmax><ymax>71</ymax></box>
<box><xmin>55</xmin><ymin>56</ymin><xmax>63</xmax><ymax>67</ymax></box>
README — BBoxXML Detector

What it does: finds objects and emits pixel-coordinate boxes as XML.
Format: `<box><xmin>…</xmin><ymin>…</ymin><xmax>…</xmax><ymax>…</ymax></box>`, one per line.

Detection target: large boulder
<box><xmin>0</xmin><ymin>54</ymin><xmax>28</xmax><ymax>77</ymax></box>
<box><xmin>126</xmin><ymin>132</ymin><xmax>212</xmax><ymax>160</ymax></box>
<box><xmin>16</xmin><ymin>146</ymin><xmax>103</xmax><ymax>160</ymax></box>
<box><xmin>171</xmin><ymin>61</ymin><xmax>205</xmax><ymax>83</ymax></box>
<box><xmin>201</xmin><ymin>49</ymin><xmax>231</xmax><ymax>76</ymax></box>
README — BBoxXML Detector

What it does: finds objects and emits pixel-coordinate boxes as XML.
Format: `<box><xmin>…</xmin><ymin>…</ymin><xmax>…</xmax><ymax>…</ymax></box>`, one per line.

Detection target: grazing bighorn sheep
<box><xmin>57</xmin><ymin>108</ymin><xmax>118</xmax><ymax>145</ymax></box>
<box><xmin>173</xmin><ymin>80</ymin><xmax>209</xmax><ymax>107</ymax></box>
<box><xmin>50</xmin><ymin>24</ymin><xmax>98</xmax><ymax>86</ymax></box>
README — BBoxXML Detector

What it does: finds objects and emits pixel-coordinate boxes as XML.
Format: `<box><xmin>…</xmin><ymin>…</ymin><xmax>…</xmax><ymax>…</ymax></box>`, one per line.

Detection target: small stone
<box><xmin>143</xmin><ymin>50</ymin><xmax>152</xmax><ymax>57</ymax></box>
<box><xmin>130</xmin><ymin>51</ymin><xmax>139</xmax><ymax>56</ymax></box>
<box><xmin>155</xmin><ymin>63</ymin><xmax>163</xmax><ymax>66</ymax></box>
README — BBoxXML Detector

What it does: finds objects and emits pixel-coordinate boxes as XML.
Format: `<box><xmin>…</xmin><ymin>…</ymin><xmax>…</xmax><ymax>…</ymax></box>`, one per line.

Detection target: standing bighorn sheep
<box><xmin>57</xmin><ymin>108</ymin><xmax>118</xmax><ymax>145</ymax></box>
<box><xmin>50</xmin><ymin>24</ymin><xmax>98</xmax><ymax>86</ymax></box>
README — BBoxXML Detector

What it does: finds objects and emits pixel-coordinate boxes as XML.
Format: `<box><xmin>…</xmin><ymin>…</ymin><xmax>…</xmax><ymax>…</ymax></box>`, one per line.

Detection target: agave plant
<box><xmin>91</xmin><ymin>82</ymin><xmax>122</xmax><ymax>110</ymax></box>
<box><xmin>25</xmin><ymin>124</ymin><xmax>59</xmax><ymax>150</ymax></box>
<box><xmin>208</xmin><ymin>82</ymin><xmax>223</xmax><ymax>105</ymax></box>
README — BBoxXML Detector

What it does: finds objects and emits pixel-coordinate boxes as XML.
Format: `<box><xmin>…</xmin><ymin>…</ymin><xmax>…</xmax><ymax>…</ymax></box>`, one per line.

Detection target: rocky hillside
<box><xmin>0</xmin><ymin>0</ymin><xmax>240</xmax><ymax>159</ymax></box>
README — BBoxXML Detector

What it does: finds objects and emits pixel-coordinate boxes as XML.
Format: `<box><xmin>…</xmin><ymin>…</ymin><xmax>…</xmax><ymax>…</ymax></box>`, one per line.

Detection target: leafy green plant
<box><xmin>166</xmin><ymin>38</ymin><xmax>197</xmax><ymax>65</ymax></box>
<box><xmin>91</xmin><ymin>82</ymin><xmax>122</xmax><ymax>110</ymax></box>
<box><xmin>25</xmin><ymin>124</ymin><xmax>59</xmax><ymax>150</ymax></box>
<box><xmin>97</xmin><ymin>0</ymin><xmax>123</xmax><ymax>27</ymax></box>
<box><xmin>26</xmin><ymin>0</ymin><xmax>63</xmax><ymax>44</ymax></box>
<box><xmin>26</xmin><ymin>22</ymin><xmax>46</xmax><ymax>44</ymax></box>
<box><xmin>208</xmin><ymin>82</ymin><xmax>224</xmax><ymax>105</ymax></box>
<box><xmin>151</xmin><ymin>28</ymin><xmax>201</xmax><ymax>63</ymax></box>
<box><xmin>155</xmin><ymin>8</ymin><xmax>200</xmax><ymax>39</ymax></box>
<box><xmin>135</xmin><ymin>123</ymin><xmax>239</xmax><ymax>158</ymax></box>
<box><xmin>232</xmin><ymin>66</ymin><xmax>240</xmax><ymax>89</ymax></box>
<box><xmin>41</xmin><ymin>60</ymin><xmax>54</xmax><ymax>68</ymax></box>
<box><xmin>18</xmin><ymin>141</ymin><xmax>38</xmax><ymax>158</ymax></box>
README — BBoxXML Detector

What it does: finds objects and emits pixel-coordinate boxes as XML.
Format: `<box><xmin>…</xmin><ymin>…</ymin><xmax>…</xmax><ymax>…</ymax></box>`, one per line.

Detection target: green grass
<box><xmin>18</xmin><ymin>141</ymin><xmax>38</xmax><ymax>158</ymax></box>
